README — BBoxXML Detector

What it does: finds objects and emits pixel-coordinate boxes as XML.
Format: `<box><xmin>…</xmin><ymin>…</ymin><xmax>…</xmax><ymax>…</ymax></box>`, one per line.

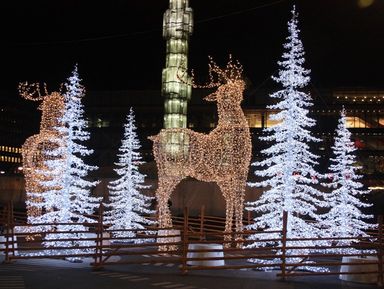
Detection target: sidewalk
<box><xmin>0</xmin><ymin>255</ymin><xmax>380</xmax><ymax>289</ymax></box>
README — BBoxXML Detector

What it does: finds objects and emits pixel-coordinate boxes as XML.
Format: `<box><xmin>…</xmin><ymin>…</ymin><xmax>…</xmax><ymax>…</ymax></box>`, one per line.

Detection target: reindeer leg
<box><xmin>225</xmin><ymin>195</ymin><xmax>235</xmax><ymax>248</ymax></box>
<box><xmin>234</xmin><ymin>181</ymin><xmax>246</xmax><ymax>248</ymax></box>
<box><xmin>157</xmin><ymin>178</ymin><xmax>177</xmax><ymax>228</ymax></box>
<box><xmin>218</xmin><ymin>181</ymin><xmax>234</xmax><ymax>248</ymax></box>
<box><xmin>226</xmin><ymin>199</ymin><xmax>235</xmax><ymax>248</ymax></box>
<box><xmin>157</xmin><ymin>194</ymin><xmax>172</xmax><ymax>230</ymax></box>
<box><xmin>156</xmin><ymin>177</ymin><xmax>181</xmax><ymax>252</ymax></box>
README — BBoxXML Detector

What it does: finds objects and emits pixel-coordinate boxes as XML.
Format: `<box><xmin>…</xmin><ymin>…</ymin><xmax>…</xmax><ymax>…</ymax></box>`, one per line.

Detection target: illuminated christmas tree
<box><xmin>246</xmin><ymin>7</ymin><xmax>326</xmax><ymax>267</ymax></box>
<box><xmin>41</xmin><ymin>65</ymin><xmax>100</xmax><ymax>259</ymax></box>
<box><xmin>104</xmin><ymin>108</ymin><xmax>154</xmax><ymax>242</ymax></box>
<box><xmin>321</xmin><ymin>108</ymin><xmax>374</xmax><ymax>250</ymax></box>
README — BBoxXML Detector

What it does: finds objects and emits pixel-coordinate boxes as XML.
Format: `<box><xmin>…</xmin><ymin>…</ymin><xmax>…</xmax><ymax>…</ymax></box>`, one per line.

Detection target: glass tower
<box><xmin>162</xmin><ymin>0</ymin><xmax>193</xmax><ymax>129</ymax></box>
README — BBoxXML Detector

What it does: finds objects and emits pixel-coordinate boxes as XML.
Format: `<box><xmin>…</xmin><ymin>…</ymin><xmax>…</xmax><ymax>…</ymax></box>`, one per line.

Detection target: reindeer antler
<box><xmin>177</xmin><ymin>55</ymin><xmax>244</xmax><ymax>90</ymax></box>
<box><xmin>18</xmin><ymin>82</ymin><xmax>48</xmax><ymax>101</ymax></box>
<box><xmin>207</xmin><ymin>55</ymin><xmax>243</xmax><ymax>85</ymax></box>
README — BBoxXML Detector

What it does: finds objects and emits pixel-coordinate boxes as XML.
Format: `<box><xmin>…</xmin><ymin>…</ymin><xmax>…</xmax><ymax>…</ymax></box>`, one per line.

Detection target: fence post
<box><xmin>377</xmin><ymin>215</ymin><xmax>383</xmax><ymax>287</ymax></box>
<box><xmin>3</xmin><ymin>201</ymin><xmax>11</xmax><ymax>263</ymax></box>
<box><xmin>200</xmin><ymin>205</ymin><xmax>205</xmax><ymax>241</ymax></box>
<box><xmin>247</xmin><ymin>210</ymin><xmax>252</xmax><ymax>226</ymax></box>
<box><xmin>280</xmin><ymin>211</ymin><xmax>288</xmax><ymax>281</ymax></box>
<box><xmin>10</xmin><ymin>201</ymin><xmax>15</xmax><ymax>258</ymax></box>
<box><xmin>181</xmin><ymin>206</ymin><xmax>189</xmax><ymax>274</ymax></box>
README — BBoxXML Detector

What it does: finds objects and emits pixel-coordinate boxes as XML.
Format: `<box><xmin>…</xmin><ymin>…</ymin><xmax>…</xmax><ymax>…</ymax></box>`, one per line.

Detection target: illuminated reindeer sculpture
<box><xmin>19</xmin><ymin>82</ymin><xmax>65</xmax><ymax>222</ymax></box>
<box><xmin>150</xmin><ymin>57</ymin><xmax>252</xmax><ymax>248</ymax></box>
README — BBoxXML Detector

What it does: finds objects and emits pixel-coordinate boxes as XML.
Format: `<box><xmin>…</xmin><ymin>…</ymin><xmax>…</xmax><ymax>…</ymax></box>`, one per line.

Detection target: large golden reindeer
<box><xmin>19</xmin><ymin>82</ymin><xmax>65</xmax><ymax>222</ymax></box>
<box><xmin>150</xmin><ymin>57</ymin><xmax>252</xmax><ymax>248</ymax></box>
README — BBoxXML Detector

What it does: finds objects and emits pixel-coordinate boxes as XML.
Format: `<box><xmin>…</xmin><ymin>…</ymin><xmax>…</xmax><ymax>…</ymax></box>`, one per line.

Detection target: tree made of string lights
<box><xmin>321</xmin><ymin>108</ymin><xmax>374</xmax><ymax>252</ymax></box>
<box><xmin>40</xmin><ymin>66</ymin><xmax>100</xmax><ymax>259</ymax></box>
<box><xmin>104</xmin><ymin>108</ymin><xmax>155</xmax><ymax>242</ymax></box>
<box><xmin>245</xmin><ymin>7</ymin><xmax>327</xmax><ymax>270</ymax></box>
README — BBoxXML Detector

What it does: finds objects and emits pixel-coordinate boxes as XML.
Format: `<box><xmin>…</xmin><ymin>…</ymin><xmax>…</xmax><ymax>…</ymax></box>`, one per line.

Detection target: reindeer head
<box><xmin>202</xmin><ymin>56</ymin><xmax>245</xmax><ymax>106</ymax></box>
<box><xmin>19</xmin><ymin>82</ymin><xmax>65</xmax><ymax>131</ymax></box>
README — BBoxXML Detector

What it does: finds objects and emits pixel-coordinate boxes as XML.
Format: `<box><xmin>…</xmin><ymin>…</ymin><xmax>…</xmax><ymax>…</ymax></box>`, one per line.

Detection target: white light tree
<box><xmin>246</xmin><ymin>6</ymin><xmax>326</xmax><ymax>266</ymax></box>
<box><xmin>104</xmin><ymin>108</ymin><xmax>154</xmax><ymax>243</ymax></box>
<box><xmin>40</xmin><ymin>65</ymin><xmax>100</xmax><ymax>259</ymax></box>
<box><xmin>321</xmin><ymin>108</ymin><xmax>374</xmax><ymax>250</ymax></box>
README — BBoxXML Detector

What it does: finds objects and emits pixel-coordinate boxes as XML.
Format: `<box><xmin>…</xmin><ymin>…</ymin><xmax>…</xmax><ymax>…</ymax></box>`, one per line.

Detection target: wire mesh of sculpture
<box><xmin>245</xmin><ymin>7</ymin><xmax>328</xmax><ymax>271</ymax></box>
<box><xmin>104</xmin><ymin>108</ymin><xmax>155</xmax><ymax>243</ymax></box>
<box><xmin>19</xmin><ymin>82</ymin><xmax>65</xmax><ymax>225</ymax></box>
<box><xmin>321</xmin><ymin>108</ymin><xmax>374</xmax><ymax>252</ymax></box>
<box><xmin>150</xmin><ymin>56</ymin><xmax>252</xmax><ymax>250</ymax></box>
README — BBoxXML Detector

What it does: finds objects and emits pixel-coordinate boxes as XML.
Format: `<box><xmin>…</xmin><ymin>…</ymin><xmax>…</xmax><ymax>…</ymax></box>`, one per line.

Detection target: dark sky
<box><xmin>2</xmin><ymin>0</ymin><xmax>384</xmax><ymax>93</ymax></box>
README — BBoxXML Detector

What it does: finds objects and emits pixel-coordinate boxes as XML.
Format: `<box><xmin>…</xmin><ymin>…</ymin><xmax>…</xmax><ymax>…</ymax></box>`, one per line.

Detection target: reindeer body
<box><xmin>151</xmin><ymin>63</ymin><xmax>252</xmax><ymax>247</ymax></box>
<box><xmin>20</xmin><ymin>84</ymin><xmax>65</xmax><ymax>221</ymax></box>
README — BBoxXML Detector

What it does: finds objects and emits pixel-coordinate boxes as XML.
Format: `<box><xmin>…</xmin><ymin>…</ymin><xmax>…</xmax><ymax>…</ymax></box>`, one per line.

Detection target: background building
<box><xmin>0</xmin><ymin>92</ymin><xmax>38</xmax><ymax>175</ymax></box>
<box><xmin>1</xmin><ymin>87</ymin><xmax>383</xmax><ymax>215</ymax></box>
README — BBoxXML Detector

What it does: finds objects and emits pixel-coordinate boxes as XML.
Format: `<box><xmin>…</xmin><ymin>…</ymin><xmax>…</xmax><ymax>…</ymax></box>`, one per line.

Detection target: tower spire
<box><xmin>162</xmin><ymin>0</ymin><xmax>193</xmax><ymax>129</ymax></box>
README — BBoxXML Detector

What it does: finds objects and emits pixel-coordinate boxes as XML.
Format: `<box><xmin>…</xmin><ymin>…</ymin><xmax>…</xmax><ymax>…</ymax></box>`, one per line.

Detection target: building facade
<box><xmin>0</xmin><ymin>92</ymin><xmax>38</xmax><ymax>175</ymax></box>
<box><xmin>1</xmin><ymin>88</ymin><xmax>383</xmax><ymax>214</ymax></box>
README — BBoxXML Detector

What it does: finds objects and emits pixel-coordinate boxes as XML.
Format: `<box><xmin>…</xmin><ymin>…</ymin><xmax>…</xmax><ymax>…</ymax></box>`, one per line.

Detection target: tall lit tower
<box><xmin>162</xmin><ymin>0</ymin><xmax>193</xmax><ymax>129</ymax></box>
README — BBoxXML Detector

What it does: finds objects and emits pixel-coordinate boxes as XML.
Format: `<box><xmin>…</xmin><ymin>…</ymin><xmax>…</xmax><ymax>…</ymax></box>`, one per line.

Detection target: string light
<box><xmin>25</xmin><ymin>66</ymin><xmax>100</xmax><ymax>260</ymax></box>
<box><xmin>150</xmin><ymin>56</ymin><xmax>252</xmax><ymax>250</ymax></box>
<box><xmin>104</xmin><ymin>108</ymin><xmax>155</xmax><ymax>242</ymax></box>
<box><xmin>246</xmin><ymin>7</ymin><xmax>328</xmax><ymax>272</ymax></box>
<box><xmin>321</xmin><ymin>108</ymin><xmax>375</xmax><ymax>253</ymax></box>
<box><xmin>19</xmin><ymin>83</ymin><xmax>65</xmax><ymax>224</ymax></box>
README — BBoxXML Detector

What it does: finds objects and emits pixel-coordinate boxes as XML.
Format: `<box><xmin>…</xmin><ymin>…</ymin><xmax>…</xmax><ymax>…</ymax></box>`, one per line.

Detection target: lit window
<box><xmin>266</xmin><ymin>112</ymin><xmax>282</xmax><ymax>128</ymax></box>
<box><xmin>345</xmin><ymin>116</ymin><xmax>368</xmax><ymax>128</ymax></box>
<box><xmin>245</xmin><ymin>112</ymin><xmax>262</xmax><ymax>128</ymax></box>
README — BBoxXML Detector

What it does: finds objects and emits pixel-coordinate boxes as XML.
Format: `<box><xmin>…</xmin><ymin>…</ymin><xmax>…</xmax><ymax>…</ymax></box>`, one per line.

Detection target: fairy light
<box><xmin>151</xmin><ymin>57</ymin><xmax>252</xmax><ymax>250</ymax></box>
<box><xmin>104</xmin><ymin>108</ymin><xmax>155</xmax><ymax>242</ymax></box>
<box><xmin>19</xmin><ymin>82</ymin><xmax>65</xmax><ymax>224</ymax></box>
<box><xmin>246</xmin><ymin>7</ymin><xmax>329</xmax><ymax>272</ymax></box>
<box><xmin>38</xmin><ymin>66</ymin><xmax>101</xmax><ymax>259</ymax></box>
<box><xmin>321</xmin><ymin>108</ymin><xmax>375</xmax><ymax>253</ymax></box>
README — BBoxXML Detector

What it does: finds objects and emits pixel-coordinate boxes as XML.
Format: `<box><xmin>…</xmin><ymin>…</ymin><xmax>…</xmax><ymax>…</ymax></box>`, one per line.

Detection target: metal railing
<box><xmin>0</xmin><ymin>202</ymin><xmax>382</xmax><ymax>286</ymax></box>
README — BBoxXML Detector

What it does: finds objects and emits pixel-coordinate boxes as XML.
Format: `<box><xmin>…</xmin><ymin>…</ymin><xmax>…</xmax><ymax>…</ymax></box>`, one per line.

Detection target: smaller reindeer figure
<box><xmin>19</xmin><ymin>82</ymin><xmax>65</xmax><ymax>223</ymax></box>
<box><xmin>150</xmin><ymin>57</ymin><xmax>252</xmax><ymax>249</ymax></box>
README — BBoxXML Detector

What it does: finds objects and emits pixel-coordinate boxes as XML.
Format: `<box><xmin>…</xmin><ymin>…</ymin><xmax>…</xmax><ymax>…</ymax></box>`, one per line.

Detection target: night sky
<box><xmin>2</xmin><ymin>0</ymin><xmax>384</xmax><ymax>94</ymax></box>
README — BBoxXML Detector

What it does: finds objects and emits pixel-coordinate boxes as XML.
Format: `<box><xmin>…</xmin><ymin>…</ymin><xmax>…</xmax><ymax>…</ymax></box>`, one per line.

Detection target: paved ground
<box><xmin>0</xmin><ymin>254</ymin><xmax>381</xmax><ymax>289</ymax></box>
